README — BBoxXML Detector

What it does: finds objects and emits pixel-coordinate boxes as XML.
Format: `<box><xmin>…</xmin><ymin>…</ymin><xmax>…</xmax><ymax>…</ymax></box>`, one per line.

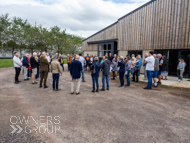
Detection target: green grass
<box><xmin>0</xmin><ymin>59</ymin><xmax>14</xmax><ymax>68</ymax></box>
<box><xmin>188</xmin><ymin>80</ymin><xmax>190</xmax><ymax>82</ymax></box>
<box><xmin>0</xmin><ymin>58</ymin><xmax>68</xmax><ymax>68</ymax></box>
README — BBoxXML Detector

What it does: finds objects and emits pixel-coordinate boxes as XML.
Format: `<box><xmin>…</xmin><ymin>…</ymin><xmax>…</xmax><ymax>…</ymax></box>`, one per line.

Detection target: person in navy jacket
<box><xmin>133</xmin><ymin>56</ymin><xmax>141</xmax><ymax>82</ymax></box>
<box><xmin>70</xmin><ymin>55</ymin><xmax>82</xmax><ymax>95</ymax></box>
<box><xmin>22</xmin><ymin>54</ymin><xmax>29</xmax><ymax>80</ymax></box>
<box><xmin>90</xmin><ymin>57</ymin><xmax>101</xmax><ymax>92</ymax></box>
<box><xmin>118</xmin><ymin>56</ymin><xmax>125</xmax><ymax>87</ymax></box>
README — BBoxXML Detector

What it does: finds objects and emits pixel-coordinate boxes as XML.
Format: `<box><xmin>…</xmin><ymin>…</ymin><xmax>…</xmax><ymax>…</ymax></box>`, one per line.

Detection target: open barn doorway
<box><xmin>98</xmin><ymin>41</ymin><xmax>118</xmax><ymax>57</ymax></box>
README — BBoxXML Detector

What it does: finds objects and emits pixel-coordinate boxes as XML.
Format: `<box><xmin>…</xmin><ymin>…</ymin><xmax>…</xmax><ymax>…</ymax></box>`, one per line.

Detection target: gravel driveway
<box><xmin>0</xmin><ymin>68</ymin><xmax>190</xmax><ymax>143</ymax></box>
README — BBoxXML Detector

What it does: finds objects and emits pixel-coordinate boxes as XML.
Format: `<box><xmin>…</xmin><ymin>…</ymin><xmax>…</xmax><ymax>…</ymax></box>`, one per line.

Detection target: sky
<box><xmin>0</xmin><ymin>0</ymin><xmax>149</xmax><ymax>38</ymax></box>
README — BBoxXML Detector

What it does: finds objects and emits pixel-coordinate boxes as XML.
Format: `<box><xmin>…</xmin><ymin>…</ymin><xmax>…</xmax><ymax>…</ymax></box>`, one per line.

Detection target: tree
<box><xmin>0</xmin><ymin>13</ymin><xmax>11</xmax><ymax>55</ymax></box>
<box><xmin>64</xmin><ymin>34</ymin><xmax>83</xmax><ymax>55</ymax></box>
<box><xmin>50</xmin><ymin>26</ymin><xmax>67</xmax><ymax>55</ymax></box>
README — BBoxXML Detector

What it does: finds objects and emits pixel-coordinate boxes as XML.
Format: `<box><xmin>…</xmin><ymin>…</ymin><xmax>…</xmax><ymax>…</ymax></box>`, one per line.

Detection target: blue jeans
<box><xmin>52</xmin><ymin>73</ymin><xmax>60</xmax><ymax>89</ymax></box>
<box><xmin>126</xmin><ymin>70</ymin><xmax>131</xmax><ymax>85</ymax></box>
<box><xmin>102</xmin><ymin>75</ymin><xmax>109</xmax><ymax>89</ymax></box>
<box><xmin>92</xmin><ymin>75</ymin><xmax>99</xmax><ymax>91</ymax></box>
<box><xmin>119</xmin><ymin>72</ymin><xmax>124</xmax><ymax>86</ymax></box>
<box><xmin>82</xmin><ymin>66</ymin><xmax>85</xmax><ymax>81</ymax></box>
<box><xmin>35</xmin><ymin>66</ymin><xmax>39</xmax><ymax>79</ymax></box>
<box><xmin>60</xmin><ymin>64</ymin><xmax>64</xmax><ymax>71</ymax></box>
<box><xmin>133</xmin><ymin>70</ymin><xmax>139</xmax><ymax>82</ymax></box>
<box><xmin>147</xmin><ymin>70</ymin><xmax>153</xmax><ymax>88</ymax></box>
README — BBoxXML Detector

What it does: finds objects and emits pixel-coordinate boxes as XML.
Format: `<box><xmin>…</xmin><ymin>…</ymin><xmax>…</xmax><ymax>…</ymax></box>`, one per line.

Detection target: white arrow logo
<box><xmin>10</xmin><ymin>125</ymin><xmax>23</xmax><ymax>133</ymax></box>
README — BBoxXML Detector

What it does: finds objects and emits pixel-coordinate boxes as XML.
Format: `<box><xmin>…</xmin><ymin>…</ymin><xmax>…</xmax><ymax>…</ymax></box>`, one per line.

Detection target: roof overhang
<box><xmin>87</xmin><ymin>38</ymin><xmax>118</xmax><ymax>44</ymax></box>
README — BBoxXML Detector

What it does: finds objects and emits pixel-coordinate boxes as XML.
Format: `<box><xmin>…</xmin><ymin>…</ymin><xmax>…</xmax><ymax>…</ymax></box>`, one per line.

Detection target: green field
<box><xmin>0</xmin><ymin>59</ymin><xmax>14</xmax><ymax>68</ymax></box>
<box><xmin>0</xmin><ymin>58</ymin><xmax>67</xmax><ymax>68</ymax></box>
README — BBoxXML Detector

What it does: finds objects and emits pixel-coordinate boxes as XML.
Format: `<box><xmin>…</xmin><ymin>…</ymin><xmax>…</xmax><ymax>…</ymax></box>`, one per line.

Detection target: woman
<box><xmin>89</xmin><ymin>54</ymin><xmax>93</xmax><ymax>68</ymax></box>
<box><xmin>131</xmin><ymin>57</ymin><xmax>136</xmax><ymax>75</ymax></box>
<box><xmin>100</xmin><ymin>56</ymin><xmax>105</xmax><ymax>65</ymax></box>
<box><xmin>90</xmin><ymin>57</ymin><xmax>101</xmax><ymax>92</ymax></box>
<box><xmin>35</xmin><ymin>56</ymin><xmax>40</xmax><ymax>81</ymax></box>
<box><xmin>133</xmin><ymin>56</ymin><xmax>140</xmax><ymax>82</ymax></box>
<box><xmin>27</xmin><ymin>55</ymin><xmax>32</xmax><ymax>78</ymax></box>
<box><xmin>111</xmin><ymin>59</ymin><xmax>117</xmax><ymax>80</ymax></box>
<box><xmin>179</xmin><ymin>58</ymin><xmax>185</xmax><ymax>82</ymax></box>
<box><xmin>161</xmin><ymin>55</ymin><xmax>168</xmax><ymax>80</ymax></box>
<box><xmin>118</xmin><ymin>56</ymin><xmax>125</xmax><ymax>87</ymax></box>
<box><xmin>59</xmin><ymin>55</ymin><xmax>64</xmax><ymax>71</ymax></box>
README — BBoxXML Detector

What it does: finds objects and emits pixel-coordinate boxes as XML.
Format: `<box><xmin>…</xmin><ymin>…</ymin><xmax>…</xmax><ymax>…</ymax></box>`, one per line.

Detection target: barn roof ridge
<box><xmin>83</xmin><ymin>0</ymin><xmax>156</xmax><ymax>42</ymax></box>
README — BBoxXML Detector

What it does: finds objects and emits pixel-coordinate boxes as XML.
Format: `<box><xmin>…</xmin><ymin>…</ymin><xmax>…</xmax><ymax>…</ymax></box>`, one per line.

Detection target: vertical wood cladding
<box><xmin>83</xmin><ymin>0</ymin><xmax>190</xmax><ymax>51</ymax></box>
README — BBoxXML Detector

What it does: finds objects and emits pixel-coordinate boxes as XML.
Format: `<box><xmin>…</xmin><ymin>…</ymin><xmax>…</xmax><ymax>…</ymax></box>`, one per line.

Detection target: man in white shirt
<box><xmin>46</xmin><ymin>53</ymin><xmax>51</xmax><ymax>72</ymax></box>
<box><xmin>13</xmin><ymin>52</ymin><xmax>22</xmax><ymax>84</ymax></box>
<box><xmin>144</xmin><ymin>51</ymin><xmax>155</xmax><ymax>90</ymax></box>
<box><xmin>79</xmin><ymin>53</ymin><xmax>86</xmax><ymax>82</ymax></box>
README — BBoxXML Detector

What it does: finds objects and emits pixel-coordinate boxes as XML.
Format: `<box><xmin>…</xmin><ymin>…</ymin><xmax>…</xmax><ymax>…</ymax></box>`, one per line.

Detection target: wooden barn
<box><xmin>82</xmin><ymin>0</ymin><xmax>190</xmax><ymax>77</ymax></box>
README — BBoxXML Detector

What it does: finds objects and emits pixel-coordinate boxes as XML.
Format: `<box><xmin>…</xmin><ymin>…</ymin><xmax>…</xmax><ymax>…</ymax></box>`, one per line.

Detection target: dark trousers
<box><xmin>35</xmin><ymin>66</ymin><xmax>40</xmax><ymax>79</ymax></box>
<box><xmin>48</xmin><ymin>63</ymin><xmax>50</xmax><ymax>72</ymax></box>
<box><xmin>28</xmin><ymin>69</ymin><xmax>32</xmax><ymax>78</ymax></box>
<box><xmin>133</xmin><ymin>70</ymin><xmax>139</xmax><ymax>82</ymax></box>
<box><xmin>15</xmin><ymin>67</ymin><xmax>21</xmax><ymax>82</ymax></box>
<box><xmin>68</xmin><ymin>63</ymin><xmax>70</xmax><ymax>71</ymax></box>
<box><xmin>52</xmin><ymin>73</ymin><xmax>60</xmax><ymax>89</ymax></box>
<box><xmin>119</xmin><ymin>72</ymin><xmax>125</xmax><ymax>86</ymax></box>
<box><xmin>112</xmin><ymin>71</ymin><xmax>115</xmax><ymax>79</ymax></box>
<box><xmin>60</xmin><ymin>64</ymin><xmax>64</xmax><ymax>71</ymax></box>
<box><xmin>92</xmin><ymin>75</ymin><xmax>99</xmax><ymax>91</ymax></box>
<box><xmin>40</xmin><ymin>71</ymin><xmax>48</xmax><ymax>86</ymax></box>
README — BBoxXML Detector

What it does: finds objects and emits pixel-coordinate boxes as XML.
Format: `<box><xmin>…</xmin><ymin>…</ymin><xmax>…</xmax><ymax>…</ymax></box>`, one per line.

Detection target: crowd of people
<box><xmin>13</xmin><ymin>51</ymin><xmax>187</xmax><ymax>94</ymax></box>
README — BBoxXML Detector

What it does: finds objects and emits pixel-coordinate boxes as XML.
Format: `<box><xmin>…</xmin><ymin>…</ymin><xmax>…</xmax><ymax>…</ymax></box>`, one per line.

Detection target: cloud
<box><xmin>0</xmin><ymin>0</ymin><xmax>149</xmax><ymax>38</ymax></box>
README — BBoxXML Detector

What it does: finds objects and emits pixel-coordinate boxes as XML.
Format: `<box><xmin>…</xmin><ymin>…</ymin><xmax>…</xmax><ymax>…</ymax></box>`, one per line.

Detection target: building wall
<box><xmin>118</xmin><ymin>0</ymin><xmax>190</xmax><ymax>51</ymax></box>
<box><xmin>83</xmin><ymin>0</ymin><xmax>190</xmax><ymax>52</ymax></box>
<box><xmin>84</xmin><ymin>51</ymin><xmax>98</xmax><ymax>56</ymax></box>
<box><xmin>83</xmin><ymin>22</ymin><xmax>118</xmax><ymax>51</ymax></box>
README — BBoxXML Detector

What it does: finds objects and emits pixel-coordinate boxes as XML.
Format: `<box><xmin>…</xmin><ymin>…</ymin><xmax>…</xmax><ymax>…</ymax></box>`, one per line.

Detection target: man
<box><xmin>46</xmin><ymin>53</ymin><xmax>51</xmax><ymax>72</ymax></box>
<box><xmin>143</xmin><ymin>53</ymin><xmax>148</xmax><ymax>80</ymax></box>
<box><xmin>85</xmin><ymin>54</ymin><xmax>90</xmax><ymax>71</ymax></box>
<box><xmin>125</xmin><ymin>56</ymin><xmax>132</xmax><ymax>86</ymax></box>
<box><xmin>118</xmin><ymin>56</ymin><xmax>125</xmax><ymax>88</ymax></box>
<box><xmin>101</xmin><ymin>56</ymin><xmax>111</xmax><ymax>91</ymax></box>
<box><xmin>51</xmin><ymin>57</ymin><xmax>62</xmax><ymax>91</ymax></box>
<box><xmin>79</xmin><ymin>53</ymin><xmax>86</xmax><ymax>82</ymax></box>
<box><xmin>144</xmin><ymin>51</ymin><xmax>155</xmax><ymax>90</ymax></box>
<box><xmin>157</xmin><ymin>54</ymin><xmax>163</xmax><ymax>85</ymax></box>
<box><xmin>13</xmin><ymin>52</ymin><xmax>22</xmax><ymax>84</ymax></box>
<box><xmin>39</xmin><ymin>52</ymin><xmax>49</xmax><ymax>88</ymax></box>
<box><xmin>153</xmin><ymin>54</ymin><xmax>159</xmax><ymax>87</ymax></box>
<box><xmin>30</xmin><ymin>52</ymin><xmax>39</xmax><ymax>84</ymax></box>
<box><xmin>70</xmin><ymin>55</ymin><xmax>82</xmax><ymax>95</ymax></box>
<box><xmin>54</xmin><ymin>53</ymin><xmax>59</xmax><ymax>59</ymax></box>
<box><xmin>108</xmin><ymin>53</ymin><xmax>113</xmax><ymax>63</ymax></box>
<box><xmin>113</xmin><ymin>54</ymin><xmax>118</xmax><ymax>63</ymax></box>
<box><xmin>67</xmin><ymin>54</ymin><xmax>72</xmax><ymax>71</ymax></box>
<box><xmin>22</xmin><ymin>53</ymin><xmax>29</xmax><ymax>81</ymax></box>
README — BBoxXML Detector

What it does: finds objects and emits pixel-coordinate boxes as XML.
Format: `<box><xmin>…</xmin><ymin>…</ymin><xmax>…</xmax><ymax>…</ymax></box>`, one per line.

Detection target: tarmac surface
<box><xmin>0</xmin><ymin>67</ymin><xmax>190</xmax><ymax>143</ymax></box>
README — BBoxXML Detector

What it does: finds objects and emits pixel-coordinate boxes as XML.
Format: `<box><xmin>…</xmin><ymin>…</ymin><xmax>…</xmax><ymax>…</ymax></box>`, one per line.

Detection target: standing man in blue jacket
<box><xmin>70</xmin><ymin>55</ymin><xmax>82</xmax><ymax>95</ymax></box>
<box><xmin>118</xmin><ymin>56</ymin><xmax>125</xmax><ymax>88</ymax></box>
<box><xmin>22</xmin><ymin>53</ymin><xmax>29</xmax><ymax>81</ymax></box>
